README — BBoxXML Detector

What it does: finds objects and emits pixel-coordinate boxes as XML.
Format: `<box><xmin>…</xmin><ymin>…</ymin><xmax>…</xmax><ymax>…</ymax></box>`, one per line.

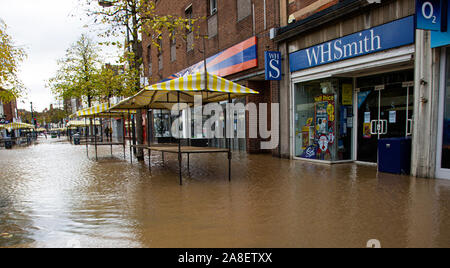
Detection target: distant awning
<box><xmin>2</xmin><ymin>122</ymin><xmax>35</xmax><ymax>130</ymax></box>
<box><xmin>71</xmin><ymin>103</ymin><xmax>136</xmax><ymax>118</ymax></box>
<box><xmin>67</xmin><ymin>120</ymin><xmax>101</xmax><ymax>128</ymax></box>
<box><xmin>110</xmin><ymin>72</ymin><xmax>259</xmax><ymax>110</ymax></box>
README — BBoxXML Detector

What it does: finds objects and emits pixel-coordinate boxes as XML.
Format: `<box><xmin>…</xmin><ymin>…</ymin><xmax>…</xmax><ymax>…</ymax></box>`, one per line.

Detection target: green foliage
<box><xmin>81</xmin><ymin>0</ymin><xmax>202</xmax><ymax>93</ymax></box>
<box><xmin>18</xmin><ymin>107</ymin><xmax>68</xmax><ymax>126</ymax></box>
<box><xmin>0</xmin><ymin>19</ymin><xmax>27</xmax><ymax>103</ymax></box>
<box><xmin>47</xmin><ymin>35</ymin><xmax>103</xmax><ymax>105</ymax></box>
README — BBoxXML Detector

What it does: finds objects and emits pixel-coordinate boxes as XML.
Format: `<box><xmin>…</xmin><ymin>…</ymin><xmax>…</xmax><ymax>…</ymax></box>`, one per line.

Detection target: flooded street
<box><xmin>0</xmin><ymin>138</ymin><xmax>449</xmax><ymax>248</ymax></box>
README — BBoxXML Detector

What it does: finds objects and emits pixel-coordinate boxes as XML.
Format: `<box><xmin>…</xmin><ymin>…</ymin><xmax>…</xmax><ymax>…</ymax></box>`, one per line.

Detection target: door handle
<box><xmin>381</xmin><ymin>120</ymin><xmax>388</xmax><ymax>135</ymax></box>
<box><xmin>370</xmin><ymin>120</ymin><xmax>379</xmax><ymax>135</ymax></box>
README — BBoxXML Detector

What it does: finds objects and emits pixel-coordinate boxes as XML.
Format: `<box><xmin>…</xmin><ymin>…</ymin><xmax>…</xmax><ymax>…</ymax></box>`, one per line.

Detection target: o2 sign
<box><xmin>265</xmin><ymin>51</ymin><xmax>282</xmax><ymax>81</ymax></box>
<box><xmin>416</xmin><ymin>0</ymin><xmax>447</xmax><ymax>31</ymax></box>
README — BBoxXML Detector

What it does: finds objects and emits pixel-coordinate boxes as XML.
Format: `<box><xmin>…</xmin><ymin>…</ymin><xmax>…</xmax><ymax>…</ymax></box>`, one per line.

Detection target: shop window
<box><xmin>208</xmin><ymin>12</ymin><xmax>218</xmax><ymax>38</ymax></box>
<box><xmin>185</xmin><ymin>5</ymin><xmax>194</xmax><ymax>52</ymax></box>
<box><xmin>237</xmin><ymin>0</ymin><xmax>252</xmax><ymax>22</ymax></box>
<box><xmin>157</xmin><ymin>36</ymin><xmax>163</xmax><ymax>71</ymax></box>
<box><xmin>294</xmin><ymin>78</ymin><xmax>353</xmax><ymax>162</ymax></box>
<box><xmin>147</xmin><ymin>45</ymin><xmax>152</xmax><ymax>77</ymax></box>
<box><xmin>209</xmin><ymin>0</ymin><xmax>217</xmax><ymax>16</ymax></box>
<box><xmin>170</xmin><ymin>35</ymin><xmax>177</xmax><ymax>62</ymax></box>
<box><xmin>154</xmin><ymin>110</ymin><xmax>176</xmax><ymax>138</ymax></box>
<box><xmin>442</xmin><ymin>50</ymin><xmax>450</xmax><ymax>169</ymax></box>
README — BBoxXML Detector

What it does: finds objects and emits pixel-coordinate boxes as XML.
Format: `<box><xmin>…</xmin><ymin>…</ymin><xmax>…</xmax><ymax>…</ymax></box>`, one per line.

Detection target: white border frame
<box><xmin>436</xmin><ymin>48</ymin><xmax>450</xmax><ymax>180</ymax></box>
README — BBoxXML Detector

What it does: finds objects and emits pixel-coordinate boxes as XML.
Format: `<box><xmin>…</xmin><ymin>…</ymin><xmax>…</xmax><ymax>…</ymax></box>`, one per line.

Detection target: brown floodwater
<box><xmin>0</xmin><ymin>138</ymin><xmax>449</xmax><ymax>248</ymax></box>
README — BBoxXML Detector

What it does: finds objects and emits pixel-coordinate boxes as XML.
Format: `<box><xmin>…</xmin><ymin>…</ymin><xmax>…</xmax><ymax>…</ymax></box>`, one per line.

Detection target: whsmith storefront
<box><xmin>275</xmin><ymin>0</ymin><xmax>449</xmax><ymax>180</ymax></box>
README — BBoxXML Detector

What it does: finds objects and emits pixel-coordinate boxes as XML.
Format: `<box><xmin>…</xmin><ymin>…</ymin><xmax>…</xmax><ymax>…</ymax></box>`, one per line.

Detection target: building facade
<box><xmin>143</xmin><ymin>0</ymin><xmax>280</xmax><ymax>154</ymax></box>
<box><xmin>274</xmin><ymin>0</ymin><xmax>449</xmax><ymax>180</ymax></box>
<box><xmin>0</xmin><ymin>99</ymin><xmax>18</xmax><ymax>123</ymax></box>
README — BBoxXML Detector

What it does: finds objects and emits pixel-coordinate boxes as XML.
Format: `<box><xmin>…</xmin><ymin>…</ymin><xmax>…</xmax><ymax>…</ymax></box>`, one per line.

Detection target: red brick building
<box><xmin>142</xmin><ymin>0</ymin><xmax>281</xmax><ymax>154</ymax></box>
<box><xmin>0</xmin><ymin>90</ymin><xmax>18</xmax><ymax>124</ymax></box>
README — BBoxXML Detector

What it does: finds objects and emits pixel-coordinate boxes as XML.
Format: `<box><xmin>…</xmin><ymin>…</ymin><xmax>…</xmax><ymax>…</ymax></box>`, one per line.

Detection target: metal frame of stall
<box><xmin>1</xmin><ymin>123</ymin><xmax>35</xmax><ymax>147</ymax></box>
<box><xmin>111</xmin><ymin>72</ymin><xmax>259</xmax><ymax>185</ymax></box>
<box><xmin>72</xmin><ymin>105</ymin><xmax>135</xmax><ymax>161</ymax></box>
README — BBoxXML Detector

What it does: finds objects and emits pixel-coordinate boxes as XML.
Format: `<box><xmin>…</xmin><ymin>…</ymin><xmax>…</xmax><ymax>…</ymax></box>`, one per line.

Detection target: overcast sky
<box><xmin>0</xmin><ymin>0</ymin><xmax>119</xmax><ymax>112</ymax></box>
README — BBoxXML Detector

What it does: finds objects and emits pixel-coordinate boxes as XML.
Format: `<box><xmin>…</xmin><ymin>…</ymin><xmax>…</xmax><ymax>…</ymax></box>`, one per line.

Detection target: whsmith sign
<box><xmin>265</xmin><ymin>51</ymin><xmax>282</xmax><ymax>81</ymax></box>
<box><xmin>289</xmin><ymin>16</ymin><xmax>415</xmax><ymax>72</ymax></box>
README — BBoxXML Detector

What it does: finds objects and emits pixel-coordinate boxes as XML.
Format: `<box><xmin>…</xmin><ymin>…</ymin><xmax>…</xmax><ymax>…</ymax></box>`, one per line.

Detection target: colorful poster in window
<box><xmin>317</xmin><ymin>135</ymin><xmax>330</xmax><ymax>155</ymax></box>
<box><xmin>363</xmin><ymin>123</ymin><xmax>372</xmax><ymax>139</ymax></box>
<box><xmin>316</xmin><ymin>102</ymin><xmax>329</xmax><ymax>136</ymax></box>
<box><xmin>342</xmin><ymin>84</ymin><xmax>353</xmax><ymax>105</ymax></box>
<box><xmin>301</xmin><ymin>145</ymin><xmax>317</xmax><ymax>159</ymax></box>
<box><xmin>302</xmin><ymin>126</ymin><xmax>310</xmax><ymax>150</ymax></box>
<box><xmin>315</xmin><ymin>95</ymin><xmax>335</xmax><ymax>135</ymax></box>
<box><xmin>327</xmin><ymin>103</ymin><xmax>335</xmax><ymax>122</ymax></box>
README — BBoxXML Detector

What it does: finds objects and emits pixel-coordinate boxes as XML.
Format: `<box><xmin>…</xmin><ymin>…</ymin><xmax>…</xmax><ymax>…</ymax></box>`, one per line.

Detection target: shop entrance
<box><xmin>356</xmin><ymin>70</ymin><xmax>414</xmax><ymax>163</ymax></box>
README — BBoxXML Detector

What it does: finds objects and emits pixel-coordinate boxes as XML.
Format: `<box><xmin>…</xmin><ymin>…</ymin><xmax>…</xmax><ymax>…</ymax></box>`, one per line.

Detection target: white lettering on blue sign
<box><xmin>416</xmin><ymin>0</ymin><xmax>444</xmax><ymax>31</ymax></box>
<box><xmin>265</xmin><ymin>51</ymin><xmax>282</xmax><ymax>81</ymax></box>
<box><xmin>305</xmin><ymin>30</ymin><xmax>381</xmax><ymax>67</ymax></box>
<box><xmin>289</xmin><ymin>16</ymin><xmax>415</xmax><ymax>72</ymax></box>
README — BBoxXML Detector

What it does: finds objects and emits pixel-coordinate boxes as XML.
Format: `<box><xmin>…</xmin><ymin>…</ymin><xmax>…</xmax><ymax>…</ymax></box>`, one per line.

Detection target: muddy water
<box><xmin>0</xmin><ymin>138</ymin><xmax>449</xmax><ymax>248</ymax></box>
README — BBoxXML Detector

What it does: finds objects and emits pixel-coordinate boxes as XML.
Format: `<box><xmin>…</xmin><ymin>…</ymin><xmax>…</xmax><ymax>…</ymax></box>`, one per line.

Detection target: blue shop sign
<box><xmin>431</xmin><ymin>0</ymin><xmax>450</xmax><ymax>48</ymax></box>
<box><xmin>416</xmin><ymin>0</ymin><xmax>447</xmax><ymax>31</ymax></box>
<box><xmin>265</xmin><ymin>51</ymin><xmax>282</xmax><ymax>80</ymax></box>
<box><xmin>289</xmin><ymin>16</ymin><xmax>415</xmax><ymax>73</ymax></box>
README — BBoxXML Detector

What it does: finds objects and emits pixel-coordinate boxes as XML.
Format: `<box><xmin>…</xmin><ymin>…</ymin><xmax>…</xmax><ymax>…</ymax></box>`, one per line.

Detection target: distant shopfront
<box><xmin>286</xmin><ymin>15</ymin><xmax>416</xmax><ymax>164</ymax></box>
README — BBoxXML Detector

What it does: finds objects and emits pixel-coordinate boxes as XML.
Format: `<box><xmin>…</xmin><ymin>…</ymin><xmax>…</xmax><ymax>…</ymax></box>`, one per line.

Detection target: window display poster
<box><xmin>347</xmin><ymin>117</ymin><xmax>353</xmax><ymax>128</ymax></box>
<box><xmin>389</xmin><ymin>111</ymin><xmax>397</xmax><ymax>123</ymax></box>
<box><xmin>342</xmin><ymin>84</ymin><xmax>353</xmax><ymax>105</ymax></box>
<box><xmin>302</xmin><ymin>127</ymin><xmax>310</xmax><ymax>150</ymax></box>
<box><xmin>316</xmin><ymin>101</ymin><xmax>329</xmax><ymax>135</ymax></box>
<box><xmin>364</xmin><ymin>112</ymin><xmax>371</xmax><ymax>123</ymax></box>
<box><xmin>363</xmin><ymin>123</ymin><xmax>372</xmax><ymax>139</ymax></box>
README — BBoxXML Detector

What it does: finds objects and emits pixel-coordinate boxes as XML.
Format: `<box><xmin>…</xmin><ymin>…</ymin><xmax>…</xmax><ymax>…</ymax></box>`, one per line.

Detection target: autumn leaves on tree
<box><xmin>0</xmin><ymin>19</ymin><xmax>27</xmax><ymax>103</ymax></box>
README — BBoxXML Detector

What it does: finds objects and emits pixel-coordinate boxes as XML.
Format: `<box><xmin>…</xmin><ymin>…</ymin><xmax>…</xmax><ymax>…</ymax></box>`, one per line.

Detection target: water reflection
<box><xmin>0</xmin><ymin>139</ymin><xmax>449</xmax><ymax>248</ymax></box>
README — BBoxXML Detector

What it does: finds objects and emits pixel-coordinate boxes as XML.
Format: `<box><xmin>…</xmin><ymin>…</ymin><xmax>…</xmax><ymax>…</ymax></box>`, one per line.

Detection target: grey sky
<box><xmin>0</xmin><ymin>0</ymin><xmax>119</xmax><ymax>112</ymax></box>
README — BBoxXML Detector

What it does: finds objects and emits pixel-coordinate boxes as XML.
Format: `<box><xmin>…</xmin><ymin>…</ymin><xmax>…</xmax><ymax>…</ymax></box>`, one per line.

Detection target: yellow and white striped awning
<box><xmin>71</xmin><ymin>103</ymin><xmax>110</xmax><ymax>118</ymax></box>
<box><xmin>2</xmin><ymin>122</ymin><xmax>35</xmax><ymax>130</ymax></box>
<box><xmin>67</xmin><ymin>120</ymin><xmax>101</xmax><ymax>128</ymax></box>
<box><xmin>111</xmin><ymin>72</ymin><xmax>259</xmax><ymax>110</ymax></box>
<box><xmin>71</xmin><ymin>103</ymin><xmax>137</xmax><ymax>118</ymax></box>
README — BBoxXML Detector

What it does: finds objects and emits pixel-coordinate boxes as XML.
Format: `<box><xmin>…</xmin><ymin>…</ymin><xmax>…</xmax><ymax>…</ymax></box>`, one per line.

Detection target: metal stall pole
<box><xmin>85</xmin><ymin>117</ymin><xmax>89</xmax><ymax>159</ymax></box>
<box><xmin>94</xmin><ymin>114</ymin><xmax>98</xmax><ymax>161</ymax></box>
<box><xmin>147</xmin><ymin>107</ymin><xmax>152</xmax><ymax>171</ymax></box>
<box><xmin>110</xmin><ymin>115</ymin><xmax>113</xmax><ymax>157</ymax></box>
<box><xmin>228</xmin><ymin>94</ymin><xmax>232</xmax><ymax>182</ymax></box>
<box><xmin>187</xmin><ymin>153</ymin><xmax>190</xmax><ymax>174</ymax></box>
<box><xmin>128</xmin><ymin>110</ymin><xmax>132</xmax><ymax>164</ymax></box>
<box><xmin>123</xmin><ymin>114</ymin><xmax>126</xmax><ymax>160</ymax></box>
<box><xmin>178</xmin><ymin>92</ymin><xmax>182</xmax><ymax>186</ymax></box>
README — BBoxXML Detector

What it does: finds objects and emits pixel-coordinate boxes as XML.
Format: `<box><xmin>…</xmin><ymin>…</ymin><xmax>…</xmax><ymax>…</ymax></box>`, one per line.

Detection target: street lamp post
<box><xmin>30</xmin><ymin>102</ymin><xmax>34</xmax><ymax>125</ymax></box>
<box><xmin>30</xmin><ymin>102</ymin><xmax>36</xmax><ymax>140</ymax></box>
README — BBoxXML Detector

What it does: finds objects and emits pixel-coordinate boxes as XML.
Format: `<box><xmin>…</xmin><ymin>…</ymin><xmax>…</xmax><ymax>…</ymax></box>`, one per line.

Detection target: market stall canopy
<box><xmin>2</xmin><ymin>122</ymin><xmax>35</xmax><ymax>130</ymax></box>
<box><xmin>71</xmin><ymin>103</ymin><xmax>137</xmax><ymax>118</ymax></box>
<box><xmin>110</xmin><ymin>72</ymin><xmax>259</xmax><ymax>110</ymax></box>
<box><xmin>50</xmin><ymin>128</ymin><xmax>65</xmax><ymax>132</ymax></box>
<box><xmin>67</xmin><ymin>120</ymin><xmax>101</xmax><ymax>128</ymax></box>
